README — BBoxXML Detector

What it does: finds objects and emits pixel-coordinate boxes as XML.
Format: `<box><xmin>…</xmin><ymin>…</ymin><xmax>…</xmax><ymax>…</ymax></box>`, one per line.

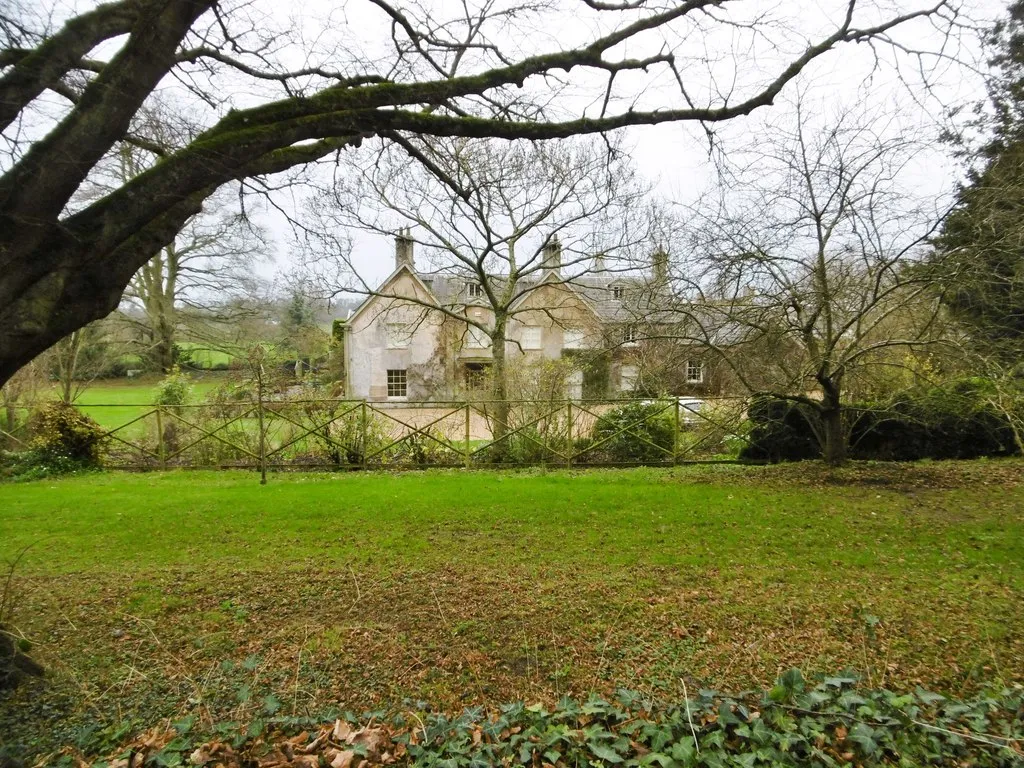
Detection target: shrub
<box><xmin>1</xmin><ymin>403</ymin><xmax>105</xmax><ymax>480</ymax></box>
<box><xmin>852</xmin><ymin>379</ymin><xmax>1018</xmax><ymax>461</ymax></box>
<box><xmin>739</xmin><ymin>396</ymin><xmax>820</xmax><ymax>462</ymax></box>
<box><xmin>485</xmin><ymin>424</ymin><xmax>570</xmax><ymax>464</ymax></box>
<box><xmin>91</xmin><ymin>671</ymin><xmax>1024</xmax><ymax>767</ymax></box>
<box><xmin>155</xmin><ymin>367</ymin><xmax>193</xmax><ymax>409</ymax></box>
<box><xmin>591</xmin><ymin>400</ymin><xmax>675</xmax><ymax>463</ymax></box>
<box><xmin>741</xmin><ymin>380</ymin><xmax>1022</xmax><ymax>463</ymax></box>
<box><xmin>31</xmin><ymin>402</ymin><xmax>104</xmax><ymax>466</ymax></box>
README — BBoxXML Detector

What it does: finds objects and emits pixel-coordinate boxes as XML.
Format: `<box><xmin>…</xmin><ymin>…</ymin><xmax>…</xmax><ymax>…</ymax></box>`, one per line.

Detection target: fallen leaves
<box><xmin>186</xmin><ymin>722</ymin><xmax>399</xmax><ymax>768</ymax></box>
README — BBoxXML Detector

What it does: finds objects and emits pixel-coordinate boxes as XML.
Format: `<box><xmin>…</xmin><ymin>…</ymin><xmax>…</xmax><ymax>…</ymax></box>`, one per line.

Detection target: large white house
<box><xmin>339</xmin><ymin>232</ymin><xmax>708</xmax><ymax>401</ymax></box>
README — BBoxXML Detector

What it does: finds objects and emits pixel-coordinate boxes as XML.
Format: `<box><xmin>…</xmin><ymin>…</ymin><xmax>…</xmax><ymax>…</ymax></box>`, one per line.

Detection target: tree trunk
<box><xmin>490</xmin><ymin>315</ymin><xmax>509</xmax><ymax>446</ymax></box>
<box><xmin>155</xmin><ymin>335</ymin><xmax>174</xmax><ymax>373</ymax></box>
<box><xmin>821</xmin><ymin>405</ymin><xmax>847</xmax><ymax>466</ymax></box>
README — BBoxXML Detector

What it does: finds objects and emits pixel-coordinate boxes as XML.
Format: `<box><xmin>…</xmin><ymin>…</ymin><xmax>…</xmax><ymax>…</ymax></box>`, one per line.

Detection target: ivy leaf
<box><xmin>263</xmin><ymin>694</ymin><xmax>282</xmax><ymax>715</ymax></box>
<box><xmin>848</xmin><ymin>723</ymin><xmax>878</xmax><ymax>756</ymax></box>
<box><xmin>589</xmin><ymin>742</ymin><xmax>625</xmax><ymax>764</ymax></box>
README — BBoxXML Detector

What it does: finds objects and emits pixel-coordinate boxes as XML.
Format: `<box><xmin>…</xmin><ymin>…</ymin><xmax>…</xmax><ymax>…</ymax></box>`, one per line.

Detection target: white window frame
<box><xmin>563</xmin><ymin>328</ymin><xmax>584</xmax><ymax>349</ymax></box>
<box><xmin>521</xmin><ymin>326</ymin><xmax>542</xmax><ymax>350</ymax></box>
<box><xmin>385</xmin><ymin>322</ymin><xmax>412</xmax><ymax>349</ymax></box>
<box><xmin>622</xmin><ymin>325</ymin><xmax>639</xmax><ymax>345</ymax></box>
<box><xmin>686</xmin><ymin>360</ymin><xmax>705</xmax><ymax>384</ymax></box>
<box><xmin>467</xmin><ymin>282</ymin><xmax>484</xmax><ymax>298</ymax></box>
<box><xmin>612</xmin><ymin>285</ymin><xmax>625</xmax><ymax>300</ymax></box>
<box><xmin>386</xmin><ymin>369</ymin><xmax>407</xmax><ymax>398</ymax></box>
<box><xmin>466</xmin><ymin>324</ymin><xmax>490</xmax><ymax>349</ymax></box>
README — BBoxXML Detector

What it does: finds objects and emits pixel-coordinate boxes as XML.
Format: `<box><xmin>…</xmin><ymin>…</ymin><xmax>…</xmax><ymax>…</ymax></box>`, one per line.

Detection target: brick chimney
<box><xmin>542</xmin><ymin>235</ymin><xmax>561</xmax><ymax>276</ymax></box>
<box><xmin>395</xmin><ymin>227</ymin><xmax>415</xmax><ymax>271</ymax></box>
<box><xmin>651</xmin><ymin>247</ymin><xmax>669</xmax><ymax>284</ymax></box>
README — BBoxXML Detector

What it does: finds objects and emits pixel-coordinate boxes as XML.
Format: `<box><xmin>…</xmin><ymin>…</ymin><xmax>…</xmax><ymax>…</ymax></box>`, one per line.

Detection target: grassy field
<box><xmin>1</xmin><ymin>461</ymin><xmax>1022</xmax><ymax>758</ymax></box>
<box><xmin>35</xmin><ymin>375</ymin><xmax>229</xmax><ymax>432</ymax></box>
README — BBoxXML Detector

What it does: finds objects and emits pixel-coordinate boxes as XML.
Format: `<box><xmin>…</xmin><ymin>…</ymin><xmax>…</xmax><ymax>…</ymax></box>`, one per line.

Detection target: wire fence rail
<box><xmin>0</xmin><ymin>396</ymin><xmax>753</xmax><ymax>472</ymax></box>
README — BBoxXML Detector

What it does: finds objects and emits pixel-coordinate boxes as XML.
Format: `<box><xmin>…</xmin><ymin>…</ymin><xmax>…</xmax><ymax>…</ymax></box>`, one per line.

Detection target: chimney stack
<box><xmin>651</xmin><ymin>247</ymin><xmax>669</xmax><ymax>284</ymax></box>
<box><xmin>542</xmin><ymin>235</ymin><xmax>561</xmax><ymax>276</ymax></box>
<box><xmin>395</xmin><ymin>227</ymin><xmax>415</xmax><ymax>271</ymax></box>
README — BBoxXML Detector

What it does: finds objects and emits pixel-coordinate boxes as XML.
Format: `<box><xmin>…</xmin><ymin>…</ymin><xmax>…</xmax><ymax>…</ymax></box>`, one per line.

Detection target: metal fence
<box><xmin>0</xmin><ymin>397</ymin><xmax>750</xmax><ymax>472</ymax></box>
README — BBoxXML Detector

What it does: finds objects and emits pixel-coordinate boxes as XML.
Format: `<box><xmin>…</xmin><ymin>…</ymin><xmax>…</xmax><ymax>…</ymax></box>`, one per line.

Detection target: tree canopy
<box><xmin>0</xmin><ymin>0</ymin><xmax>961</xmax><ymax>386</ymax></box>
<box><xmin>933</xmin><ymin>2</ymin><xmax>1024</xmax><ymax>358</ymax></box>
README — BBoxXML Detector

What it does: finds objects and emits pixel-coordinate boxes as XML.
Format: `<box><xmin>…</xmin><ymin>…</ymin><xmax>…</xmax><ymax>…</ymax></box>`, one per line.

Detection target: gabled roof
<box><xmin>346</xmin><ymin>263</ymin><xmax>440</xmax><ymax>326</ymax></box>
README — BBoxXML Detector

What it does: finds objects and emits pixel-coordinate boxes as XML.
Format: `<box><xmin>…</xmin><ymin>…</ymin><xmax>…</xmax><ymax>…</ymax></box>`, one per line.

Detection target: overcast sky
<box><xmin>22</xmin><ymin>0</ymin><xmax>1009</xmax><ymax>296</ymax></box>
<box><xmin>254</xmin><ymin>0</ymin><xmax>1003</xmax><ymax>293</ymax></box>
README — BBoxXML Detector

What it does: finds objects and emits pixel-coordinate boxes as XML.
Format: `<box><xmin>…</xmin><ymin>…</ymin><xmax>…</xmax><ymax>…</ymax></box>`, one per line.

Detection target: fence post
<box><xmin>257</xmin><ymin>390</ymin><xmax>267</xmax><ymax>485</ymax></box>
<box><xmin>673</xmin><ymin>399</ymin><xmax>680</xmax><ymax>465</ymax></box>
<box><xmin>155</xmin><ymin>407</ymin><xmax>166</xmax><ymax>469</ymax></box>
<box><xmin>360</xmin><ymin>401</ymin><xmax>369</xmax><ymax>471</ymax></box>
<box><xmin>566</xmin><ymin>400</ymin><xmax>573</xmax><ymax>469</ymax></box>
<box><xmin>464</xmin><ymin>403</ymin><xmax>472</xmax><ymax>469</ymax></box>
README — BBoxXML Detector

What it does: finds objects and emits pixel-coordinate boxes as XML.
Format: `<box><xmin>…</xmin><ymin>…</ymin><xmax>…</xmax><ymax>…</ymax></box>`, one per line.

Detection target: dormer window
<box><xmin>612</xmin><ymin>285</ymin><xmax>625</xmax><ymax>300</ymax></box>
<box><xmin>467</xmin><ymin>282</ymin><xmax>484</xmax><ymax>298</ymax></box>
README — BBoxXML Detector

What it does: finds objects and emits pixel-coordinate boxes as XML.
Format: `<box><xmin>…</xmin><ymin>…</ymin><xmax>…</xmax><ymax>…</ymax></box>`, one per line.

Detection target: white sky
<box><xmin>19</xmin><ymin>0</ymin><xmax>1009</xmax><ymax>293</ymax></box>
<box><xmin>255</xmin><ymin>0</ymin><xmax>1002</xmax><ymax>291</ymax></box>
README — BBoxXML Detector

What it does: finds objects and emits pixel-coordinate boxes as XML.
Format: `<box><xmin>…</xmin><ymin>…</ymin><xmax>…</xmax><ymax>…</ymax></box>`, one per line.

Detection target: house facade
<box><xmin>340</xmin><ymin>233</ymin><xmax>714</xmax><ymax>401</ymax></box>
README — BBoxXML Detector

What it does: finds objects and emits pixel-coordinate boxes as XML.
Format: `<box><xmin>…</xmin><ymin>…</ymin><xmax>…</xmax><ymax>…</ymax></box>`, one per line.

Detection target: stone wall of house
<box><xmin>347</xmin><ymin>271</ymin><xmax>447</xmax><ymax>401</ymax></box>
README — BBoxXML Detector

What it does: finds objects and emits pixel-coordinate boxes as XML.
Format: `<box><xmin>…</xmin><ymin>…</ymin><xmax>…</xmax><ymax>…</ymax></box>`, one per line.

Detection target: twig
<box><xmin>348</xmin><ymin>564</ymin><xmax>362</xmax><ymax>603</ymax></box>
<box><xmin>681</xmin><ymin>677</ymin><xmax>700</xmax><ymax>755</ymax></box>
<box><xmin>909</xmin><ymin>719</ymin><xmax>1020</xmax><ymax>750</ymax></box>
<box><xmin>430</xmin><ymin>585</ymin><xmax>448</xmax><ymax>627</ymax></box>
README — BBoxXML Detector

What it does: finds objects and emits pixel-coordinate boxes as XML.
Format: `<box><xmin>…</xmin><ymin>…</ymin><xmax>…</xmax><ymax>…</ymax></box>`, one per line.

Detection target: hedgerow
<box><xmin>79</xmin><ymin>670</ymin><xmax>1023</xmax><ymax>767</ymax></box>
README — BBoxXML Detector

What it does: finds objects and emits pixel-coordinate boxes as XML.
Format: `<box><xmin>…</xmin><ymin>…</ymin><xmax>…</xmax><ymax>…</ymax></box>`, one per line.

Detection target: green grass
<box><xmin>1</xmin><ymin>461</ymin><xmax>1022</xmax><ymax>758</ymax></box>
<box><xmin>175</xmin><ymin>342</ymin><xmax>238</xmax><ymax>369</ymax></box>
<box><xmin>34</xmin><ymin>376</ymin><xmax>228</xmax><ymax>432</ymax></box>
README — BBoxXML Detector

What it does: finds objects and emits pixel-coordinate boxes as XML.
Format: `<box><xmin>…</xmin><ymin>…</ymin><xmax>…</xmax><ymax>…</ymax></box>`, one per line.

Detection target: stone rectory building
<box><xmin>340</xmin><ymin>232</ymin><xmax>710</xmax><ymax>401</ymax></box>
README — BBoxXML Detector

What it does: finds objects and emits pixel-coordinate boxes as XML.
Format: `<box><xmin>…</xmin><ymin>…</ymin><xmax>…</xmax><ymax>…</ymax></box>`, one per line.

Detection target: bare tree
<box><xmin>654</xmin><ymin>102</ymin><xmax>950</xmax><ymax>464</ymax></box>
<box><xmin>0</xmin><ymin>0</ymin><xmax>965</xmax><ymax>387</ymax></box>
<box><xmin>301</xmin><ymin>135</ymin><xmax>652</xmax><ymax>435</ymax></box>
<box><xmin>121</xmin><ymin>196</ymin><xmax>268</xmax><ymax>372</ymax></box>
<box><xmin>47</xmin><ymin>318</ymin><xmax>128</xmax><ymax>403</ymax></box>
<box><xmin>76</xmin><ymin>115</ymin><xmax>270</xmax><ymax>373</ymax></box>
<box><xmin>0</xmin><ymin>356</ymin><xmax>42</xmax><ymax>441</ymax></box>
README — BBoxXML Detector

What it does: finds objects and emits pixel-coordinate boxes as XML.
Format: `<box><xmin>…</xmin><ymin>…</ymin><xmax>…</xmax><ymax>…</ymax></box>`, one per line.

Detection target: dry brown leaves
<box><xmin>184</xmin><ymin>721</ymin><xmax>404</xmax><ymax>768</ymax></box>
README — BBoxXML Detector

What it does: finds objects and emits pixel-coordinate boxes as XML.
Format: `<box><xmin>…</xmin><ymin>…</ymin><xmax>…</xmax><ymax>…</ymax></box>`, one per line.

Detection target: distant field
<box><xmin>0</xmin><ymin>461</ymin><xmax>1021</xmax><ymax>758</ymax></box>
<box><xmin>175</xmin><ymin>342</ymin><xmax>238</xmax><ymax>369</ymax></box>
<box><xmin>40</xmin><ymin>375</ymin><xmax>231</xmax><ymax>431</ymax></box>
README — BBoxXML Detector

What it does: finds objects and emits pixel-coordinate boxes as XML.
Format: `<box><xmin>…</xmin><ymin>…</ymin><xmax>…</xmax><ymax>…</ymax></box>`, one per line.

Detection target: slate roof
<box><xmin>410</xmin><ymin>270</ymin><xmax>655</xmax><ymax>323</ymax></box>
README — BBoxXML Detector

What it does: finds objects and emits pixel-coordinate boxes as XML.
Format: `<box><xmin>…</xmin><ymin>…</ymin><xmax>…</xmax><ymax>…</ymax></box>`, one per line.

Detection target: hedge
<box><xmin>741</xmin><ymin>380</ymin><xmax>1021</xmax><ymax>463</ymax></box>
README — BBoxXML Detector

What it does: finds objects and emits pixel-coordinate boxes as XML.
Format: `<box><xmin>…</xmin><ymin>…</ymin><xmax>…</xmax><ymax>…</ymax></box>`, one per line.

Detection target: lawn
<box><xmin>36</xmin><ymin>375</ymin><xmax>229</xmax><ymax>432</ymax></box>
<box><xmin>0</xmin><ymin>461</ymin><xmax>1022</xmax><ymax>759</ymax></box>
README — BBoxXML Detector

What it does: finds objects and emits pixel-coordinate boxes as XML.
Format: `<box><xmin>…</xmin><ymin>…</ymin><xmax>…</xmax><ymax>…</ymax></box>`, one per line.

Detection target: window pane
<box><xmin>386</xmin><ymin>323</ymin><xmax>411</xmax><ymax>349</ymax></box>
<box><xmin>563</xmin><ymin>328</ymin><xmax>584</xmax><ymax>349</ymax></box>
<box><xmin>466</xmin><ymin>325</ymin><xmax>490</xmax><ymax>348</ymax></box>
<box><xmin>686</xmin><ymin>361</ymin><xmax>704</xmax><ymax>383</ymax></box>
<box><xmin>387</xmin><ymin>369</ymin><xmax>407</xmax><ymax>397</ymax></box>
<box><xmin>464</xmin><ymin>363</ymin><xmax>490</xmax><ymax>391</ymax></box>
<box><xmin>521</xmin><ymin>326</ymin><xmax>542</xmax><ymax>350</ymax></box>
